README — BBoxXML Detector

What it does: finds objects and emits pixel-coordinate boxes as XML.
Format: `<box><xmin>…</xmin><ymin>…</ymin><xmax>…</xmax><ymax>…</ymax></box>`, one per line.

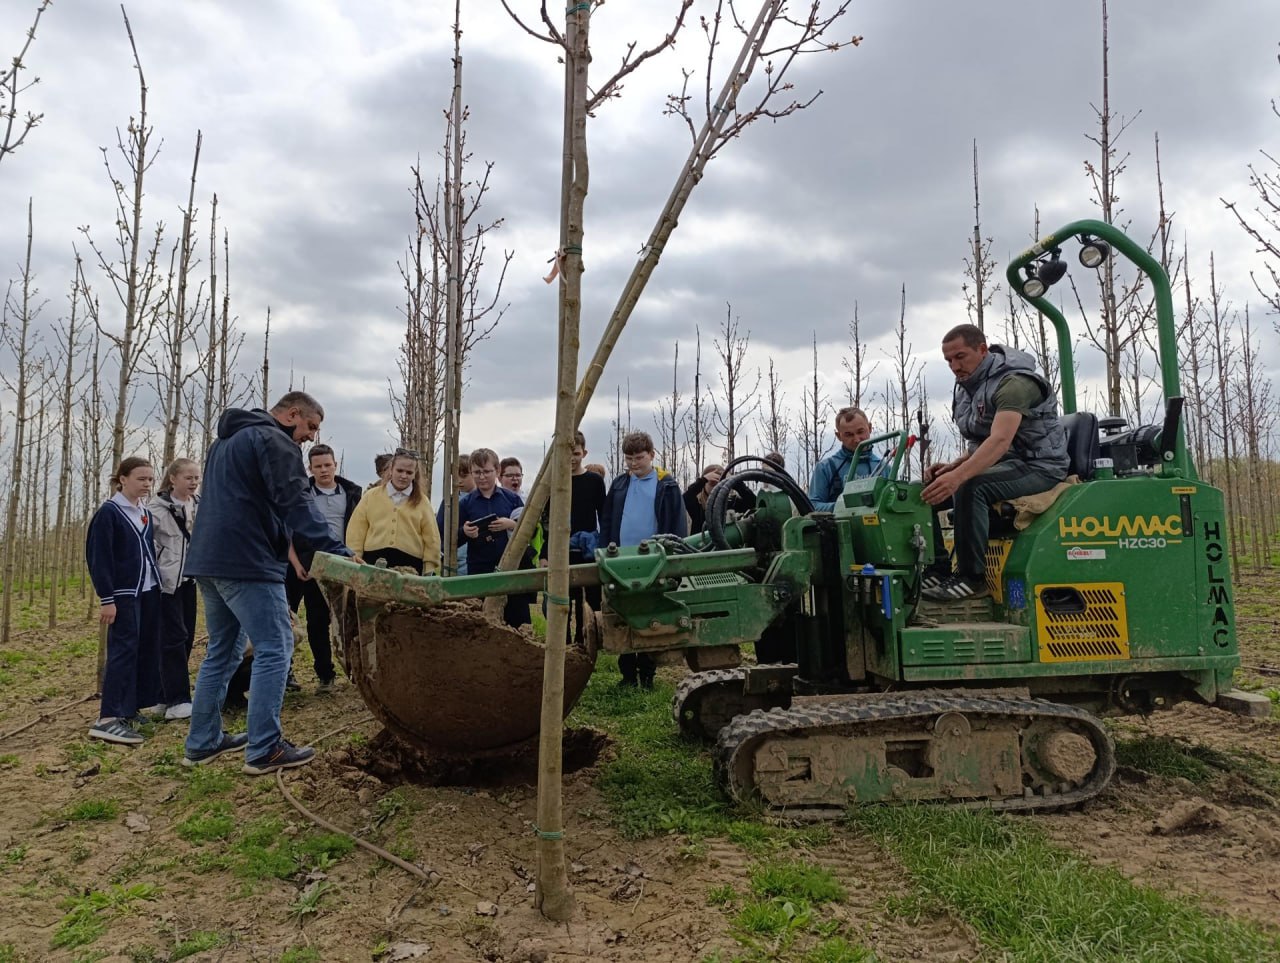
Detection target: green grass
<box><xmin>3</xmin><ymin>844</ymin><xmax>27</xmax><ymax>869</ymax></box>
<box><xmin>64</xmin><ymin>799</ymin><xmax>120</xmax><ymax>822</ymax></box>
<box><xmin>801</xmin><ymin>939</ymin><xmax>876</xmax><ymax>963</ymax></box>
<box><xmin>0</xmin><ymin>753</ymin><xmax>19</xmax><ymax>768</ymax></box>
<box><xmin>280</xmin><ymin>949</ymin><xmax>321</xmax><ymax>963</ymax></box>
<box><xmin>749</xmin><ymin>862</ymin><xmax>845</xmax><ymax>904</ymax></box>
<box><xmin>170</xmin><ymin>931</ymin><xmax>226</xmax><ymax>960</ymax></box>
<box><xmin>192</xmin><ymin>815</ymin><xmax>354</xmax><ymax>881</ymax></box>
<box><xmin>52</xmin><ymin>883</ymin><xmax>159</xmax><ymax>950</ymax></box>
<box><xmin>568</xmin><ymin>655</ymin><xmax>730</xmax><ymax>838</ymax></box>
<box><xmin>288</xmin><ymin>880</ymin><xmax>335</xmax><ymax>920</ymax></box>
<box><xmin>1114</xmin><ymin>734</ymin><xmax>1216</xmax><ymax>783</ymax></box>
<box><xmin>175</xmin><ymin>801</ymin><xmax>236</xmax><ymax>842</ymax></box>
<box><xmin>854</xmin><ymin>806</ymin><xmax>1280</xmax><ymax>963</ymax></box>
<box><xmin>1115</xmin><ymin>733</ymin><xmax>1280</xmax><ymax>797</ymax></box>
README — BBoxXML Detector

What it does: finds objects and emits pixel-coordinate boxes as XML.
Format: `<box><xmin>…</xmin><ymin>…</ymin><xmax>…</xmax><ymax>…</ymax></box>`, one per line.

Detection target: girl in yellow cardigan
<box><xmin>345</xmin><ymin>450</ymin><xmax>441</xmax><ymax>574</ymax></box>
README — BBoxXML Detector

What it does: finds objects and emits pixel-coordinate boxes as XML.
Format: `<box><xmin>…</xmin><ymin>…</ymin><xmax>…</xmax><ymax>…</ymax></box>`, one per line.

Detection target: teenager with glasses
<box><xmin>455</xmin><ymin>447</ymin><xmax>527</xmax><ymax>626</ymax></box>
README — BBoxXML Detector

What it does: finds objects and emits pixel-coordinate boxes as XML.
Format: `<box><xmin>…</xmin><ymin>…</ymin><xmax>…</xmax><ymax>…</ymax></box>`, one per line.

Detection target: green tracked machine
<box><xmin>313</xmin><ymin>219</ymin><xmax>1249</xmax><ymax>816</ymax></box>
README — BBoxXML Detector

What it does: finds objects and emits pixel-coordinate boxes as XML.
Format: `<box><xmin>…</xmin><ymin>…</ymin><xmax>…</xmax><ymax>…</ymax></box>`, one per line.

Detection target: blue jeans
<box><xmin>186</xmin><ymin>577</ymin><xmax>294</xmax><ymax>761</ymax></box>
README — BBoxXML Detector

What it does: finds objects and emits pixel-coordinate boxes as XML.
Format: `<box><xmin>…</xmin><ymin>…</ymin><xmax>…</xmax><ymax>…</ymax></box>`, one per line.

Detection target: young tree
<box><xmin>962</xmin><ymin>140</ymin><xmax>998</xmax><ymax>331</ymax></box>
<box><xmin>757</xmin><ymin>356</ymin><xmax>789</xmax><ymax>461</ymax></box>
<box><xmin>710</xmin><ymin>303</ymin><xmax>760</xmax><ymax>464</ymax></box>
<box><xmin>840</xmin><ymin>303</ymin><xmax>875</xmax><ymax>408</ymax></box>
<box><xmin>0</xmin><ymin>1</ymin><xmax>51</xmax><ymax>167</ymax></box>
<box><xmin>653</xmin><ymin>340</ymin><xmax>685</xmax><ymax>476</ymax></box>
<box><xmin>883</xmin><ymin>284</ymin><xmax>922</xmax><ymax>439</ymax></box>
<box><xmin>496</xmin><ymin>0</ymin><xmax>859</xmax><ymax>574</ymax></box>
<box><xmin>1221</xmin><ymin>45</ymin><xmax>1280</xmax><ymax>316</ymax></box>
<box><xmin>795</xmin><ymin>332</ymin><xmax>828</xmax><ymax>478</ymax></box>
<box><xmin>153</xmin><ymin>131</ymin><xmax>206</xmax><ymax>466</ymax></box>
<box><xmin>80</xmin><ymin>10</ymin><xmax>165</xmax><ymax>471</ymax></box>
<box><xmin>1080</xmin><ymin>0</ymin><xmax>1146</xmax><ymax>418</ymax></box>
<box><xmin>49</xmin><ymin>260</ymin><xmax>88</xmax><ymax>626</ymax></box>
<box><xmin>685</xmin><ymin>325</ymin><xmax>714</xmax><ymax>475</ymax></box>
<box><xmin>1</xmin><ymin>200</ymin><xmax>42</xmax><ymax>643</ymax></box>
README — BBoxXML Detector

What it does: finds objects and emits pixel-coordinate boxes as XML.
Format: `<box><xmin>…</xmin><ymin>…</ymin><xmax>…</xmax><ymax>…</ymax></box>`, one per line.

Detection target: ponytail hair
<box><xmin>160</xmin><ymin>457</ymin><xmax>198</xmax><ymax>494</ymax></box>
<box><xmin>111</xmin><ymin>456</ymin><xmax>152</xmax><ymax>493</ymax></box>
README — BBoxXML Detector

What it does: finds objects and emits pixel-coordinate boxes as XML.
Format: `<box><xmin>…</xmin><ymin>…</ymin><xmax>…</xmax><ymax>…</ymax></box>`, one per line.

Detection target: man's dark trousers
<box><xmin>934</xmin><ymin>461</ymin><xmax>1062</xmax><ymax>579</ymax></box>
<box><xmin>285</xmin><ymin>567</ymin><xmax>336</xmax><ymax>683</ymax></box>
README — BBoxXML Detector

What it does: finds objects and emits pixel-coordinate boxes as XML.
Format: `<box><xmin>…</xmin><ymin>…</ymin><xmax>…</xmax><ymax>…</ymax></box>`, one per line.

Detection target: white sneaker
<box><xmin>164</xmin><ymin>702</ymin><xmax>193</xmax><ymax>720</ymax></box>
<box><xmin>139</xmin><ymin>703</ymin><xmax>167</xmax><ymax>719</ymax></box>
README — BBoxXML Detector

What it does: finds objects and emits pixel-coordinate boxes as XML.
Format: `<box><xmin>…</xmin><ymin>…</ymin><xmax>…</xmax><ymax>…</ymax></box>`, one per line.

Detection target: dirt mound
<box><xmin>354</xmin><ymin>726</ymin><xmax>609</xmax><ymax>788</ymax></box>
<box><xmin>337</xmin><ymin>596</ymin><xmax>597</xmax><ymax>754</ymax></box>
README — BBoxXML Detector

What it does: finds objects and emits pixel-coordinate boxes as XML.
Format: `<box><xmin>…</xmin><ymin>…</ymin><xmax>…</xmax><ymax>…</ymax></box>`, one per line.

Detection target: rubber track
<box><xmin>671</xmin><ymin>668</ymin><xmax>751</xmax><ymax>727</ymax></box>
<box><xmin>714</xmin><ymin>693</ymin><xmax>1116</xmax><ymax>816</ymax></box>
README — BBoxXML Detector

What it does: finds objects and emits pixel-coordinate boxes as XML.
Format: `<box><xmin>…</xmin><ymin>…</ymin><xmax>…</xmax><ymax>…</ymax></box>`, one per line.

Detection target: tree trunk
<box><xmin>1</xmin><ymin>199</ymin><xmax>36</xmax><ymax>644</ymax></box>
<box><xmin>486</xmin><ymin>1</ymin><xmax>783</xmax><ymax>590</ymax></box>
<box><xmin>535</xmin><ymin>1</ymin><xmax>590</xmax><ymax>924</ymax></box>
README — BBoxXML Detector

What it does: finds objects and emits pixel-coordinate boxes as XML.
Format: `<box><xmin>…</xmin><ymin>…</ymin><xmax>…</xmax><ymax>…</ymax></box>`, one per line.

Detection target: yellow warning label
<box><xmin>861</xmin><ymin>515</ymin><xmax>880</xmax><ymax>526</ymax></box>
<box><xmin>1171</xmin><ymin>486</ymin><xmax>1195</xmax><ymax>494</ymax></box>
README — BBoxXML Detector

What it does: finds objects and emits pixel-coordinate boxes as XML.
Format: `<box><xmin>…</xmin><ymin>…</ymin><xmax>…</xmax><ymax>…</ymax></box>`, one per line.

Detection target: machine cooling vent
<box><xmin>1035</xmin><ymin>582</ymin><xmax>1130</xmax><ymax>663</ymax></box>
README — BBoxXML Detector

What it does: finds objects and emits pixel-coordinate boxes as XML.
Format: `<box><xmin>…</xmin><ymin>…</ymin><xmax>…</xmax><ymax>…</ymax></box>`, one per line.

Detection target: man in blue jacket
<box><xmin>183</xmin><ymin>392</ymin><xmax>352</xmax><ymax>775</ymax></box>
<box><xmin>598</xmin><ymin>431</ymin><xmax>686</xmax><ymax>688</ymax></box>
<box><xmin>807</xmin><ymin>407</ymin><xmax>883</xmax><ymax>512</ymax></box>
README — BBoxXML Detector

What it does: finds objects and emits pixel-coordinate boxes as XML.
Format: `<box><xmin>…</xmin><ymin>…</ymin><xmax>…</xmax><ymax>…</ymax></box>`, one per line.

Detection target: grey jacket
<box><xmin>952</xmin><ymin>344</ymin><xmax>1069</xmax><ymax>477</ymax></box>
<box><xmin>148</xmin><ymin>492</ymin><xmax>197</xmax><ymax>594</ymax></box>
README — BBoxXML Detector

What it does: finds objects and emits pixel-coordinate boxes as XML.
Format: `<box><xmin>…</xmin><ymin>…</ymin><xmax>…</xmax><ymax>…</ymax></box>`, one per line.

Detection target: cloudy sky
<box><xmin>1</xmin><ymin>0</ymin><xmax>1277</xmax><ymax>492</ymax></box>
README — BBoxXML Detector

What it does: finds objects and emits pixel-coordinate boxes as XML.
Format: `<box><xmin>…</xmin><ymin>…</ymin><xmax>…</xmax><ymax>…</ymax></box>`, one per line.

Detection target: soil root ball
<box><xmin>337</xmin><ymin>597</ymin><xmax>597</xmax><ymax>754</ymax></box>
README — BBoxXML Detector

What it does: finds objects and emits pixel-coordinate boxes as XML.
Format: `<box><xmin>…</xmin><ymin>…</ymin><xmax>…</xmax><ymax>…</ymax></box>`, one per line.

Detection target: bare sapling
<box><xmin>1</xmin><ymin>200</ymin><xmax>43</xmax><ymax>643</ymax></box>
<box><xmin>653</xmin><ymin>340</ymin><xmax>685</xmax><ymax>477</ymax></box>
<box><xmin>0</xmin><ymin>0</ymin><xmax>51</xmax><ymax>167</ymax></box>
<box><xmin>711</xmin><ymin>302</ymin><xmax>761</xmax><ymax>464</ymax></box>
<box><xmin>80</xmin><ymin>9</ymin><xmax>166</xmax><ymax>471</ymax></box>
<box><xmin>50</xmin><ymin>261</ymin><xmax>88</xmax><ymax>626</ymax></box>
<box><xmin>494</xmin><ymin>0</ymin><xmax>860</xmax><ymax>583</ymax></box>
<box><xmin>962</xmin><ymin>140</ymin><xmax>998</xmax><ymax>332</ymax></box>
<box><xmin>757</xmin><ymin>356</ymin><xmax>789</xmax><ymax>463</ymax></box>
<box><xmin>1220</xmin><ymin>46</ymin><xmax>1280</xmax><ymax>315</ymax></box>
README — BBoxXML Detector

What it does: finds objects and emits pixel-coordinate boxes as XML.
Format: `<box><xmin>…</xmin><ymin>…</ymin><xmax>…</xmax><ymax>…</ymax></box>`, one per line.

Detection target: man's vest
<box><xmin>952</xmin><ymin>345</ymin><xmax>1069</xmax><ymax>475</ymax></box>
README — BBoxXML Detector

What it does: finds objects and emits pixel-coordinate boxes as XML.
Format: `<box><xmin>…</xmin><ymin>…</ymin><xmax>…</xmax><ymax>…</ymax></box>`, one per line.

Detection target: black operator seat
<box><xmin>1060</xmin><ymin>411</ymin><xmax>1100</xmax><ymax>480</ymax></box>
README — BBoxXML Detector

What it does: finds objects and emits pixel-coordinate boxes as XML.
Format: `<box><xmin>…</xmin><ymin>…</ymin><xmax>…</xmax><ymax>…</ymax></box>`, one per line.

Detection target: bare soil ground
<box><xmin>0</xmin><ymin>573</ymin><xmax>1277</xmax><ymax>961</ymax></box>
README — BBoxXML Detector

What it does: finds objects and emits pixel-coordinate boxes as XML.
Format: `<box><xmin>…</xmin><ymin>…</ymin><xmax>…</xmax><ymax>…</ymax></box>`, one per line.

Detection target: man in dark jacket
<box><xmin>921</xmin><ymin>324</ymin><xmax>1069</xmax><ymax>601</ymax></box>
<box><xmin>183</xmin><ymin>392</ymin><xmax>352</xmax><ymax>775</ymax></box>
<box><xmin>285</xmin><ymin>443</ymin><xmax>361</xmax><ymax>690</ymax></box>
<box><xmin>598</xmin><ymin>431</ymin><xmax>687</xmax><ymax>687</ymax></box>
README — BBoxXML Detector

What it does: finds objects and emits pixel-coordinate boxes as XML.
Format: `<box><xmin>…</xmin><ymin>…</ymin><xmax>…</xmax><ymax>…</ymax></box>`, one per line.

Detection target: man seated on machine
<box><xmin>920</xmin><ymin>323</ymin><xmax>1069</xmax><ymax>601</ymax></box>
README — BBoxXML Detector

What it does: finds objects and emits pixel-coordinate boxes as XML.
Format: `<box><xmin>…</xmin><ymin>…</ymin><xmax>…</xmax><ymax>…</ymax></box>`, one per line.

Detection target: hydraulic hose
<box><xmin>707</xmin><ymin>467</ymin><xmax>814</xmax><ymax>550</ymax></box>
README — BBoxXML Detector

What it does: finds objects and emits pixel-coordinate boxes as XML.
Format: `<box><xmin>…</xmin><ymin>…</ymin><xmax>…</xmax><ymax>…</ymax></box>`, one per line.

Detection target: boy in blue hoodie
<box><xmin>598</xmin><ymin>431</ymin><xmax>686</xmax><ymax>687</ymax></box>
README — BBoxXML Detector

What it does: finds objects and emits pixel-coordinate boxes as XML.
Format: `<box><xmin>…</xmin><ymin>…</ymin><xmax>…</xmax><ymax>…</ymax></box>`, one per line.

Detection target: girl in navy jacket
<box><xmin>84</xmin><ymin>456</ymin><xmax>163</xmax><ymax>745</ymax></box>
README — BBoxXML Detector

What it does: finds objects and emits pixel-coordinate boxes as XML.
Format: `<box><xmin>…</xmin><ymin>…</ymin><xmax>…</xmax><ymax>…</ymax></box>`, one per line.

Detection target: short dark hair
<box><xmin>455</xmin><ymin>453</ymin><xmax>471</xmax><ymax>474</ymax></box>
<box><xmin>834</xmin><ymin>406</ymin><xmax>869</xmax><ymax>428</ymax></box>
<box><xmin>942</xmin><ymin>323</ymin><xmax>986</xmax><ymax>348</ymax></box>
<box><xmin>499</xmin><ymin>456</ymin><xmax>522</xmax><ymax>473</ymax></box>
<box><xmin>763</xmin><ymin>451</ymin><xmax>785</xmax><ymax>468</ymax></box>
<box><xmin>374</xmin><ymin>453</ymin><xmax>392</xmax><ymax>476</ymax></box>
<box><xmin>621</xmin><ymin>431</ymin><xmax>655</xmax><ymax>456</ymax></box>
<box><xmin>272</xmin><ymin>390</ymin><xmax>324</xmax><ymax>420</ymax></box>
<box><xmin>308</xmin><ymin>443</ymin><xmax>336</xmax><ymax>464</ymax></box>
<box><xmin>470</xmin><ymin>447</ymin><xmax>499</xmax><ymax>470</ymax></box>
<box><xmin>572</xmin><ymin>430</ymin><xmax>586</xmax><ymax>450</ymax></box>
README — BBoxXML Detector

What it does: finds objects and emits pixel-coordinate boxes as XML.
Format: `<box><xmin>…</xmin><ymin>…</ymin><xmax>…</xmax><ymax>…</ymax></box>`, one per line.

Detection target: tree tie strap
<box><xmin>566</xmin><ymin>3</ymin><xmax>590</xmax><ymax>13</ymax></box>
<box><xmin>533</xmin><ymin>824</ymin><xmax>564</xmax><ymax>840</ymax></box>
<box><xmin>544</xmin><ymin>593</ymin><xmax>571</xmax><ymax>607</ymax></box>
